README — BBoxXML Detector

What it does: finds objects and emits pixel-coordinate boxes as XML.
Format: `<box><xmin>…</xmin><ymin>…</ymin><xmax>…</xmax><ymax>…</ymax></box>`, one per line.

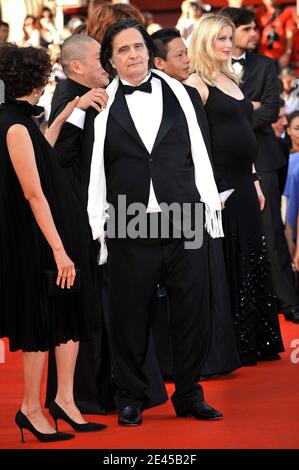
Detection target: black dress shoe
<box><xmin>49</xmin><ymin>401</ymin><xmax>107</xmax><ymax>432</ymax></box>
<box><xmin>176</xmin><ymin>401</ymin><xmax>223</xmax><ymax>420</ymax></box>
<box><xmin>118</xmin><ymin>406</ymin><xmax>142</xmax><ymax>426</ymax></box>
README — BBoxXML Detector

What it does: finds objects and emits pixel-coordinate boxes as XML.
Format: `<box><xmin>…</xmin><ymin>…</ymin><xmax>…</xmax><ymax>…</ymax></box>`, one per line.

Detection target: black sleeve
<box><xmin>251</xmin><ymin>60</ymin><xmax>280</xmax><ymax>130</ymax></box>
<box><xmin>185</xmin><ymin>85</ymin><xmax>230</xmax><ymax>193</ymax></box>
<box><xmin>53</xmin><ymin>122</ymin><xmax>83</xmax><ymax>168</ymax></box>
<box><xmin>49</xmin><ymin>93</ymin><xmax>83</xmax><ymax>169</ymax></box>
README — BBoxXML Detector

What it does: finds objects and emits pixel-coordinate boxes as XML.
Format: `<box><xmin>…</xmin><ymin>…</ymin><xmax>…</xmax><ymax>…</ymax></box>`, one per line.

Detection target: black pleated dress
<box><xmin>0</xmin><ymin>97</ymin><xmax>100</xmax><ymax>352</ymax></box>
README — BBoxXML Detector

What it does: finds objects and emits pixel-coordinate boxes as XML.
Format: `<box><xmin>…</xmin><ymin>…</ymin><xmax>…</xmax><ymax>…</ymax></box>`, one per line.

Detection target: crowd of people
<box><xmin>0</xmin><ymin>0</ymin><xmax>299</xmax><ymax>443</ymax></box>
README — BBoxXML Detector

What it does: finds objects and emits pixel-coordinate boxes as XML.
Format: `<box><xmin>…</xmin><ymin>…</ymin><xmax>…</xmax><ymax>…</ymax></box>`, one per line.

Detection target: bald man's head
<box><xmin>61</xmin><ymin>35</ymin><xmax>97</xmax><ymax>75</ymax></box>
<box><xmin>61</xmin><ymin>34</ymin><xmax>109</xmax><ymax>88</ymax></box>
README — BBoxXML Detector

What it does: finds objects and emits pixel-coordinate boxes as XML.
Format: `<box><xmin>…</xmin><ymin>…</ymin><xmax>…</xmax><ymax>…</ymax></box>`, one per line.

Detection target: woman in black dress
<box><xmin>186</xmin><ymin>14</ymin><xmax>284</xmax><ymax>365</ymax></box>
<box><xmin>0</xmin><ymin>44</ymin><xmax>106</xmax><ymax>442</ymax></box>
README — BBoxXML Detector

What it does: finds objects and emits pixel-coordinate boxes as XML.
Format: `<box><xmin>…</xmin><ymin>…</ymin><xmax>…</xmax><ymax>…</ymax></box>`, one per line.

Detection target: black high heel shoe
<box><xmin>49</xmin><ymin>401</ymin><xmax>107</xmax><ymax>432</ymax></box>
<box><xmin>15</xmin><ymin>410</ymin><xmax>75</xmax><ymax>443</ymax></box>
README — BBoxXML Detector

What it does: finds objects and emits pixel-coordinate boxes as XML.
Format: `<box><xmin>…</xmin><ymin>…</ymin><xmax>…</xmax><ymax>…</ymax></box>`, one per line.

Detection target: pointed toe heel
<box><xmin>49</xmin><ymin>401</ymin><xmax>107</xmax><ymax>432</ymax></box>
<box><xmin>15</xmin><ymin>410</ymin><xmax>75</xmax><ymax>443</ymax></box>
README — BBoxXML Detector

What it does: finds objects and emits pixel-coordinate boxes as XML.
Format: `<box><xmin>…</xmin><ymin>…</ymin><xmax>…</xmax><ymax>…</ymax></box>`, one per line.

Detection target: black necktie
<box><xmin>121</xmin><ymin>75</ymin><xmax>152</xmax><ymax>95</ymax></box>
<box><xmin>232</xmin><ymin>58</ymin><xmax>245</xmax><ymax>66</ymax></box>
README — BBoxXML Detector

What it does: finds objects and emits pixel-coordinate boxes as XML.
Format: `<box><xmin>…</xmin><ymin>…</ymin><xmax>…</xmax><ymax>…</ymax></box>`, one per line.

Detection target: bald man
<box><xmin>48</xmin><ymin>34</ymin><xmax>109</xmax><ymax>203</ymax></box>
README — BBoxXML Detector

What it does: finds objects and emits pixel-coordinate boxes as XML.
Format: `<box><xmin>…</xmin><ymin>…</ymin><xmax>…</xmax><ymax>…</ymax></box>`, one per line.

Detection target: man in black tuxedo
<box><xmin>89</xmin><ymin>19</ymin><xmax>224</xmax><ymax>426</ymax></box>
<box><xmin>222</xmin><ymin>7</ymin><xmax>299</xmax><ymax>324</ymax></box>
<box><xmin>46</xmin><ymin>34</ymin><xmax>168</xmax><ymax>415</ymax></box>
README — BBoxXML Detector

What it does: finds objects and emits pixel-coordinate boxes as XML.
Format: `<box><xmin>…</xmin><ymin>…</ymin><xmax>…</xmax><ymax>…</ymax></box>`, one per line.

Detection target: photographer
<box><xmin>256</xmin><ymin>0</ymin><xmax>296</xmax><ymax>69</ymax></box>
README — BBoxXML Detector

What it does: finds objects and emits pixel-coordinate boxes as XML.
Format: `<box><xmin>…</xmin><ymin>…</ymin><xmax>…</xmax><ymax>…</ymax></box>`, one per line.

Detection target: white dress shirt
<box><xmin>231</xmin><ymin>52</ymin><xmax>246</xmax><ymax>75</ymax></box>
<box><xmin>121</xmin><ymin>74</ymin><xmax>163</xmax><ymax>213</ymax></box>
<box><xmin>66</xmin><ymin>106</ymin><xmax>86</xmax><ymax>129</ymax></box>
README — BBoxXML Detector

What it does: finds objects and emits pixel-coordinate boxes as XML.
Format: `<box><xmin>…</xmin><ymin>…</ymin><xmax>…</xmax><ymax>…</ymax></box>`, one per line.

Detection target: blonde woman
<box><xmin>186</xmin><ymin>14</ymin><xmax>284</xmax><ymax>365</ymax></box>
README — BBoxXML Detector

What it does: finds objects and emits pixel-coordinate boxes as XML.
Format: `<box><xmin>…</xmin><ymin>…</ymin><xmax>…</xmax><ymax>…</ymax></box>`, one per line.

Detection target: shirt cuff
<box><xmin>66</xmin><ymin>107</ymin><xmax>86</xmax><ymax>129</ymax></box>
<box><xmin>219</xmin><ymin>189</ymin><xmax>235</xmax><ymax>203</ymax></box>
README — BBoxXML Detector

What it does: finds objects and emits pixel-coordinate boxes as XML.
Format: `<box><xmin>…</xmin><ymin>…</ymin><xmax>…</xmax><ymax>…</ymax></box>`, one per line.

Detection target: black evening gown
<box><xmin>204</xmin><ymin>86</ymin><xmax>284</xmax><ymax>363</ymax></box>
<box><xmin>0</xmin><ymin>97</ymin><xmax>100</xmax><ymax>352</ymax></box>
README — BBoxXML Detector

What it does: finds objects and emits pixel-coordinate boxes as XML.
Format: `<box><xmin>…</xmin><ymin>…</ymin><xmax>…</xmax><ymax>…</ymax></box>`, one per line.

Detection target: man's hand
<box><xmin>252</xmin><ymin>101</ymin><xmax>261</xmax><ymax>111</ymax></box>
<box><xmin>254</xmin><ymin>180</ymin><xmax>266</xmax><ymax>211</ymax></box>
<box><xmin>76</xmin><ymin>88</ymin><xmax>109</xmax><ymax>113</ymax></box>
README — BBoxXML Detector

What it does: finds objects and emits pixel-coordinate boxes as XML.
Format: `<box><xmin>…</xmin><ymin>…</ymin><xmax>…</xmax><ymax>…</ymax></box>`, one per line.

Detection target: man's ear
<box><xmin>69</xmin><ymin>59</ymin><xmax>82</xmax><ymax>75</ymax></box>
<box><xmin>110</xmin><ymin>58</ymin><xmax>116</xmax><ymax>70</ymax></box>
<box><xmin>153</xmin><ymin>57</ymin><xmax>166</xmax><ymax>71</ymax></box>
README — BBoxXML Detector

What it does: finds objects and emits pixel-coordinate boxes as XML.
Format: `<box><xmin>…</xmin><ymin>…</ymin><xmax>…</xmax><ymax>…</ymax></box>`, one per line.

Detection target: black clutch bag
<box><xmin>44</xmin><ymin>268</ymin><xmax>80</xmax><ymax>295</ymax></box>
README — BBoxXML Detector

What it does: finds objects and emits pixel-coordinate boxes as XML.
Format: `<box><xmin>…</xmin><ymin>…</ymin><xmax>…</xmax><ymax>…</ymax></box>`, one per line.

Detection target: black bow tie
<box><xmin>121</xmin><ymin>75</ymin><xmax>152</xmax><ymax>95</ymax></box>
<box><xmin>232</xmin><ymin>58</ymin><xmax>245</xmax><ymax>66</ymax></box>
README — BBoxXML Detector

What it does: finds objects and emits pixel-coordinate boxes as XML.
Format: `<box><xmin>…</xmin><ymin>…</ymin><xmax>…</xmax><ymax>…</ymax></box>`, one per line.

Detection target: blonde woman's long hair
<box><xmin>189</xmin><ymin>13</ymin><xmax>240</xmax><ymax>86</ymax></box>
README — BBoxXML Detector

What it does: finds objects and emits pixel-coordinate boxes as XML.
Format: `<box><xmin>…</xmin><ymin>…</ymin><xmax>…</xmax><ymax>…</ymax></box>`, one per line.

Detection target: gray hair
<box><xmin>61</xmin><ymin>34</ymin><xmax>98</xmax><ymax>76</ymax></box>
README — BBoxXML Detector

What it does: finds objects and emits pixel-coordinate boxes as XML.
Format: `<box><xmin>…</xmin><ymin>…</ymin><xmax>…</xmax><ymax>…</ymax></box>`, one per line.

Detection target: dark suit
<box><xmin>241</xmin><ymin>52</ymin><xmax>299</xmax><ymax>312</ymax></box>
<box><xmin>103</xmin><ymin>75</ymin><xmax>221</xmax><ymax>413</ymax></box>
<box><xmin>45</xmin><ymin>77</ymin><xmax>167</xmax><ymax>414</ymax></box>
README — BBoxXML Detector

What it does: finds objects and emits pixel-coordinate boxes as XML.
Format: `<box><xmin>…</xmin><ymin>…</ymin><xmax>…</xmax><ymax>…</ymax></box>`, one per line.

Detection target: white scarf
<box><xmin>88</xmin><ymin>70</ymin><xmax>223</xmax><ymax>265</ymax></box>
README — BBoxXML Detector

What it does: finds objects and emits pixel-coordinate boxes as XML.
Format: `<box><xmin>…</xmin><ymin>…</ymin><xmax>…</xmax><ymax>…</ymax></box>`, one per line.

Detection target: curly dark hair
<box><xmin>0</xmin><ymin>43</ymin><xmax>52</xmax><ymax>98</ymax></box>
<box><xmin>100</xmin><ymin>19</ymin><xmax>155</xmax><ymax>78</ymax></box>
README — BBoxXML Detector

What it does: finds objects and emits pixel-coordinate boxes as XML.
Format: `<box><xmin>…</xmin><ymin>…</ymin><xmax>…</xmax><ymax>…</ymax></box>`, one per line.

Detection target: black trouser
<box><xmin>260</xmin><ymin>171</ymin><xmax>299</xmax><ymax>311</ymax></box>
<box><xmin>106</xmin><ymin>229</ymin><xmax>211</xmax><ymax>414</ymax></box>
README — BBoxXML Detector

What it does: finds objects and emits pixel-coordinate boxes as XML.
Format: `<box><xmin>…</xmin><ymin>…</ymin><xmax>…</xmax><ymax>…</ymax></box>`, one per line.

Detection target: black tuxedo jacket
<box><xmin>49</xmin><ymin>77</ymin><xmax>90</xmax><ymax>168</ymax></box>
<box><xmin>104</xmin><ymin>75</ymin><xmax>222</xmax><ymax>211</ymax></box>
<box><xmin>49</xmin><ymin>78</ymin><xmax>98</xmax><ymax>204</ymax></box>
<box><xmin>241</xmin><ymin>52</ymin><xmax>286</xmax><ymax>172</ymax></box>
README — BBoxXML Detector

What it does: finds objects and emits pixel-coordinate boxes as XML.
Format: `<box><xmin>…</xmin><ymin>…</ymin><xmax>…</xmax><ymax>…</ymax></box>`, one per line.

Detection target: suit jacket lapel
<box><xmin>242</xmin><ymin>53</ymin><xmax>257</xmax><ymax>87</ymax></box>
<box><xmin>151</xmin><ymin>76</ymin><xmax>175</xmax><ymax>152</ymax></box>
<box><xmin>109</xmin><ymin>85</ymin><xmax>149</xmax><ymax>153</ymax></box>
<box><xmin>109</xmin><ymin>77</ymin><xmax>177</xmax><ymax>154</ymax></box>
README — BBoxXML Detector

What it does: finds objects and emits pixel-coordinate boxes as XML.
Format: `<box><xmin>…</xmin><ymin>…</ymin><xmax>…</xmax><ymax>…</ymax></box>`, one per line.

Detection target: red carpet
<box><xmin>0</xmin><ymin>315</ymin><xmax>298</xmax><ymax>449</ymax></box>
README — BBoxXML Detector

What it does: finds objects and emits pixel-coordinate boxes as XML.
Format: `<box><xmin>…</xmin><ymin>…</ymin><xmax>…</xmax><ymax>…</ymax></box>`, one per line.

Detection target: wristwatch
<box><xmin>252</xmin><ymin>172</ymin><xmax>262</xmax><ymax>182</ymax></box>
